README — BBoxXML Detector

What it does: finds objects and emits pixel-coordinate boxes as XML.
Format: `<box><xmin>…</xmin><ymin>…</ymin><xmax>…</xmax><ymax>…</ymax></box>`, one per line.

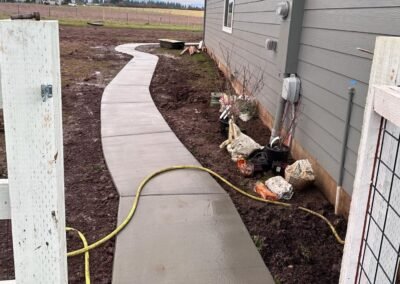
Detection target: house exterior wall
<box><xmin>205</xmin><ymin>0</ymin><xmax>282</xmax><ymax>112</ymax></box>
<box><xmin>297</xmin><ymin>1</ymin><xmax>400</xmax><ymax>195</ymax></box>
<box><xmin>204</xmin><ymin>0</ymin><xmax>400</xmax><ymax>201</ymax></box>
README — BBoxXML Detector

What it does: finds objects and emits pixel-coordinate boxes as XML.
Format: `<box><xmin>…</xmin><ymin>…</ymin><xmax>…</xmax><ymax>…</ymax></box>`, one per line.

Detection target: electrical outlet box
<box><xmin>265</xmin><ymin>38</ymin><xmax>277</xmax><ymax>51</ymax></box>
<box><xmin>282</xmin><ymin>74</ymin><xmax>300</xmax><ymax>103</ymax></box>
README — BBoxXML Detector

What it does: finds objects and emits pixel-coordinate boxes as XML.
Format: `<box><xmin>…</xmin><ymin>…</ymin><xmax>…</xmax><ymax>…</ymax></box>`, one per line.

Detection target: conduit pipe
<box><xmin>335</xmin><ymin>87</ymin><xmax>355</xmax><ymax>215</ymax></box>
<box><xmin>270</xmin><ymin>89</ymin><xmax>287</xmax><ymax>143</ymax></box>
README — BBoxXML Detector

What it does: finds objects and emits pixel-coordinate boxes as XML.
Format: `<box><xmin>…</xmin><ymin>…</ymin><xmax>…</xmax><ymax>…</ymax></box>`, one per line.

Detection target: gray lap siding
<box><xmin>204</xmin><ymin>0</ymin><xmax>400</xmax><ymax>195</ymax></box>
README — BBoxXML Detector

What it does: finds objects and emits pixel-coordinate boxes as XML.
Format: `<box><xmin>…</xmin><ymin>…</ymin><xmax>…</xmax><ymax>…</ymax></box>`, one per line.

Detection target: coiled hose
<box><xmin>67</xmin><ymin>165</ymin><xmax>345</xmax><ymax>284</ymax></box>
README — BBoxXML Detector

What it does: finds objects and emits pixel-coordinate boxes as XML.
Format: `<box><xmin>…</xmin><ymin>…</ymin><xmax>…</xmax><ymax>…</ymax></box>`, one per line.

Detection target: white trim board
<box><xmin>373</xmin><ymin>85</ymin><xmax>400</xmax><ymax>127</ymax></box>
<box><xmin>222</xmin><ymin>0</ymin><xmax>234</xmax><ymax>34</ymax></box>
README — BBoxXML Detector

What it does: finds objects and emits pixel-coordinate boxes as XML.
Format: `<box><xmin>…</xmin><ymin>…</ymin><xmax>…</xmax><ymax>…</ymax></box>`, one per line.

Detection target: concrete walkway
<box><xmin>101</xmin><ymin>43</ymin><xmax>274</xmax><ymax>284</ymax></box>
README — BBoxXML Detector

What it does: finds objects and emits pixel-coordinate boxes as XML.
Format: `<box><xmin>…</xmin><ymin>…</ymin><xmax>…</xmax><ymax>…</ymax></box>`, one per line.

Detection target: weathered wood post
<box><xmin>340</xmin><ymin>37</ymin><xmax>400</xmax><ymax>283</ymax></box>
<box><xmin>0</xmin><ymin>20</ymin><xmax>67</xmax><ymax>283</ymax></box>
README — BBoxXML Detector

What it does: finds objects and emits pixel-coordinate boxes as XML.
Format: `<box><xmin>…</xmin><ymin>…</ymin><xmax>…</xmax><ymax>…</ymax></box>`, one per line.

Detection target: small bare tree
<box><xmin>218</xmin><ymin>43</ymin><xmax>265</xmax><ymax>121</ymax></box>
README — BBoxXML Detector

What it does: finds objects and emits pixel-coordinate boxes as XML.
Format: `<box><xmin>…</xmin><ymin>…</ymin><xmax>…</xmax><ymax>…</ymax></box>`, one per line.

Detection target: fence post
<box><xmin>0</xmin><ymin>20</ymin><xmax>68</xmax><ymax>283</ymax></box>
<box><xmin>339</xmin><ymin>37</ymin><xmax>400</xmax><ymax>283</ymax></box>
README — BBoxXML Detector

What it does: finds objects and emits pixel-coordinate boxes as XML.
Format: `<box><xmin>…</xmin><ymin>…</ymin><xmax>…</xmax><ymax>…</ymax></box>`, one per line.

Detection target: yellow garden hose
<box><xmin>66</xmin><ymin>227</ymin><xmax>90</xmax><ymax>284</ymax></box>
<box><xmin>67</xmin><ymin>165</ymin><xmax>345</xmax><ymax>284</ymax></box>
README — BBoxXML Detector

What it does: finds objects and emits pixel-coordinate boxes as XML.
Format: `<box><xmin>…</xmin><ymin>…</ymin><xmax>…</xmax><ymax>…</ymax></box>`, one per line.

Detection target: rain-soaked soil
<box><xmin>139</xmin><ymin>45</ymin><xmax>348</xmax><ymax>284</ymax></box>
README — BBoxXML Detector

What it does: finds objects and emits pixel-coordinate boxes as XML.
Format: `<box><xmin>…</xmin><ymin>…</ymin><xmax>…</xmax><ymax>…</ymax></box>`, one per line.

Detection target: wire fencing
<box><xmin>357</xmin><ymin>118</ymin><xmax>400</xmax><ymax>284</ymax></box>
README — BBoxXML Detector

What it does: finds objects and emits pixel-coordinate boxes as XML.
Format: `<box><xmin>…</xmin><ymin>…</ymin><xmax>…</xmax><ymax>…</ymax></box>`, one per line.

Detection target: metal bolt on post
<box><xmin>41</xmin><ymin>84</ymin><xmax>53</xmax><ymax>102</ymax></box>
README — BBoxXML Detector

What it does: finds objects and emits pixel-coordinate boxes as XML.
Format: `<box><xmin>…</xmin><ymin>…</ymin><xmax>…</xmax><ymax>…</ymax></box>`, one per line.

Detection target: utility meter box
<box><xmin>282</xmin><ymin>74</ymin><xmax>300</xmax><ymax>103</ymax></box>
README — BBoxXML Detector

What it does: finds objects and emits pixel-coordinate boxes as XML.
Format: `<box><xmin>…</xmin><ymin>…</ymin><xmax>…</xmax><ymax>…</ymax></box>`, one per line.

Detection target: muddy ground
<box><xmin>138</xmin><ymin>45</ymin><xmax>348</xmax><ymax>284</ymax></box>
<box><xmin>0</xmin><ymin>26</ymin><xmax>201</xmax><ymax>283</ymax></box>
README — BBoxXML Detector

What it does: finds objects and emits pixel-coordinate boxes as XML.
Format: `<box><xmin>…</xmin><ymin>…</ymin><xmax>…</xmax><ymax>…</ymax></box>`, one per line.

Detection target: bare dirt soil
<box><xmin>0</xmin><ymin>26</ymin><xmax>201</xmax><ymax>283</ymax></box>
<box><xmin>139</xmin><ymin>45</ymin><xmax>348</xmax><ymax>284</ymax></box>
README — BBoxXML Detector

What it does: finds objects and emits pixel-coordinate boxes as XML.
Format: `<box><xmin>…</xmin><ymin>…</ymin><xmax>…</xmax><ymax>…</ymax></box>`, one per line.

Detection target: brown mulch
<box><xmin>0</xmin><ymin>25</ymin><xmax>202</xmax><ymax>283</ymax></box>
<box><xmin>139</xmin><ymin>45</ymin><xmax>348</xmax><ymax>284</ymax></box>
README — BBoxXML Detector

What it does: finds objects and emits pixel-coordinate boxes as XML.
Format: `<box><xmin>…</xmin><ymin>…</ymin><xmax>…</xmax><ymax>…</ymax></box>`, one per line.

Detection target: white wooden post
<box><xmin>340</xmin><ymin>37</ymin><xmax>400</xmax><ymax>283</ymax></box>
<box><xmin>0</xmin><ymin>20</ymin><xmax>67</xmax><ymax>283</ymax></box>
<box><xmin>0</xmin><ymin>179</ymin><xmax>10</xmax><ymax>220</ymax></box>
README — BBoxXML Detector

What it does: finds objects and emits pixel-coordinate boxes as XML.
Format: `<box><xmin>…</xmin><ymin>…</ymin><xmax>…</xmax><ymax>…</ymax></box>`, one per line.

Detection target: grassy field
<box><xmin>57</xmin><ymin>18</ymin><xmax>202</xmax><ymax>31</ymax></box>
<box><xmin>0</xmin><ymin>3</ymin><xmax>203</xmax><ymax>30</ymax></box>
<box><xmin>102</xmin><ymin>6</ymin><xmax>203</xmax><ymax>17</ymax></box>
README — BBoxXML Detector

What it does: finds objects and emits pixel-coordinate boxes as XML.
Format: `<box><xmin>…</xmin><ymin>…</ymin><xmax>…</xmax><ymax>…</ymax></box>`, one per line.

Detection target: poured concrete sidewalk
<box><xmin>101</xmin><ymin>43</ymin><xmax>274</xmax><ymax>284</ymax></box>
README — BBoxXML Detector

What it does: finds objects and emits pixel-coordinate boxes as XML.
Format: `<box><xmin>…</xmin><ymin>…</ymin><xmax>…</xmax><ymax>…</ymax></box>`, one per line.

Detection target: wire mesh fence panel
<box><xmin>358</xmin><ymin>119</ymin><xmax>400</xmax><ymax>284</ymax></box>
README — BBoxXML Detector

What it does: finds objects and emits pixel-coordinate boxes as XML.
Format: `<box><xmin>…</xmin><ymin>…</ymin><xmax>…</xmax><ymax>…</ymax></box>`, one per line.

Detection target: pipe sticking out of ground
<box><xmin>335</xmin><ymin>87</ymin><xmax>355</xmax><ymax>215</ymax></box>
<box><xmin>270</xmin><ymin>96</ymin><xmax>287</xmax><ymax>143</ymax></box>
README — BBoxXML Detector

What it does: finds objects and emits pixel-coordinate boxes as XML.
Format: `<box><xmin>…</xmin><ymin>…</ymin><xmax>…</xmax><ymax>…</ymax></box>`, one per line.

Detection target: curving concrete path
<box><xmin>101</xmin><ymin>43</ymin><xmax>274</xmax><ymax>284</ymax></box>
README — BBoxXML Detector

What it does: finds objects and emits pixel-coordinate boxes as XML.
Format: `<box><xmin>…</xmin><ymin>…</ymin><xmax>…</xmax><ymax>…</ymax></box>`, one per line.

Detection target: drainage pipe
<box><xmin>270</xmin><ymin>96</ymin><xmax>287</xmax><ymax>143</ymax></box>
<box><xmin>335</xmin><ymin>87</ymin><xmax>355</xmax><ymax>215</ymax></box>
